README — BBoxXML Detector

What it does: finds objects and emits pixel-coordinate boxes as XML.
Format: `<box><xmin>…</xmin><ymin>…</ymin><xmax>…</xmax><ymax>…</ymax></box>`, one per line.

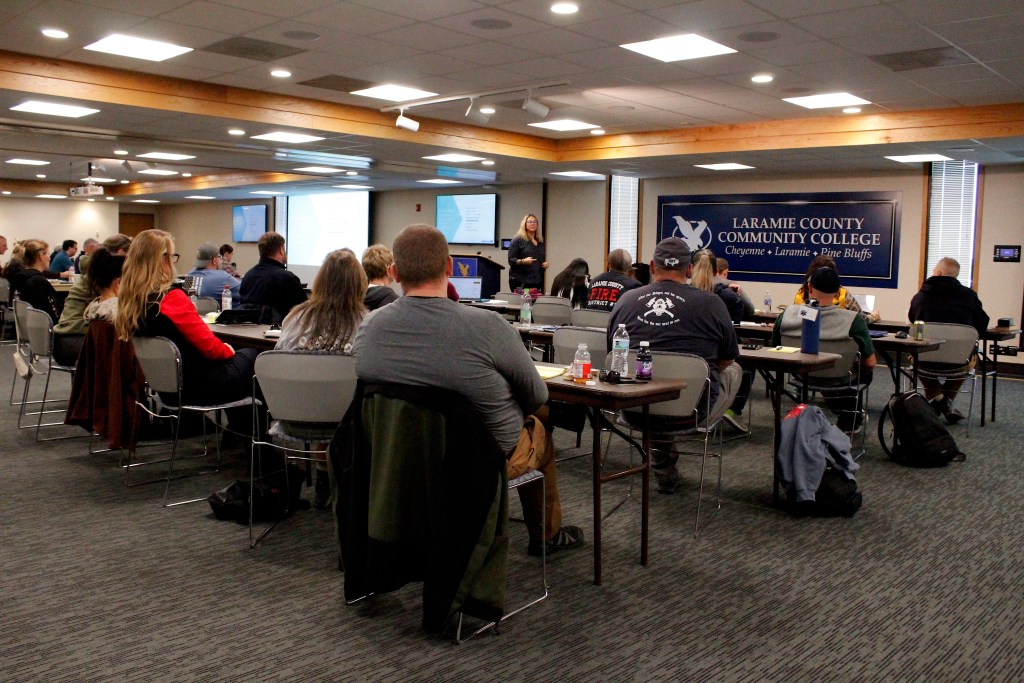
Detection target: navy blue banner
<box><xmin>657</xmin><ymin>192</ymin><xmax>901</xmax><ymax>288</ymax></box>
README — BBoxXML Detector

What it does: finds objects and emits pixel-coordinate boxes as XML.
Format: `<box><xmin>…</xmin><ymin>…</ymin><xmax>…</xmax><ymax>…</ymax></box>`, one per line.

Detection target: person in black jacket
<box><xmin>8</xmin><ymin>239</ymin><xmax>62</xmax><ymax>323</ymax></box>
<box><xmin>506</xmin><ymin>214</ymin><xmax>547</xmax><ymax>292</ymax></box>
<box><xmin>908</xmin><ymin>257</ymin><xmax>990</xmax><ymax>424</ymax></box>
<box><xmin>238</xmin><ymin>232</ymin><xmax>307</xmax><ymax>324</ymax></box>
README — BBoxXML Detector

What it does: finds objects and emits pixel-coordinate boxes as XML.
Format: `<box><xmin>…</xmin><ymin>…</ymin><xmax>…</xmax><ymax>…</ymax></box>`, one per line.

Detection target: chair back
<box><xmin>492</xmin><ymin>291</ymin><xmax>518</xmax><ymax>303</ymax></box>
<box><xmin>192</xmin><ymin>295</ymin><xmax>220</xmax><ymax>315</ymax></box>
<box><xmin>570</xmin><ymin>308</ymin><xmax>609</xmax><ymax>328</ymax></box>
<box><xmin>0</xmin><ymin>276</ymin><xmax>9</xmax><ymax>304</ymax></box>
<box><xmin>255</xmin><ymin>351</ymin><xmax>357</xmax><ymax>424</ymax></box>
<box><xmin>916</xmin><ymin>323</ymin><xmax>978</xmax><ymax>365</ymax></box>
<box><xmin>23</xmin><ymin>307</ymin><xmax>55</xmax><ymax>358</ymax></box>
<box><xmin>553</xmin><ymin>327</ymin><xmax>608</xmax><ymax>369</ymax></box>
<box><xmin>531</xmin><ymin>297</ymin><xmax>572</xmax><ymax>325</ymax></box>
<box><xmin>13</xmin><ymin>299</ymin><xmax>31</xmax><ymax>348</ymax></box>
<box><xmin>623</xmin><ymin>351</ymin><xmax>711</xmax><ymax>420</ymax></box>
<box><xmin>781</xmin><ymin>334</ymin><xmax>860</xmax><ymax>381</ymax></box>
<box><xmin>131</xmin><ymin>336</ymin><xmax>183</xmax><ymax>395</ymax></box>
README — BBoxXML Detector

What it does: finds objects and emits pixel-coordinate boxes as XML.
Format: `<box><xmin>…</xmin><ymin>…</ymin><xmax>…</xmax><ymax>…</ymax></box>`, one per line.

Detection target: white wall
<box><xmin>0</xmin><ymin>197</ymin><xmax>119</xmax><ymax>255</ymax></box>
<box><xmin>156</xmin><ymin>200</ymin><xmax>272</xmax><ymax>276</ymax></box>
<box><xmin>545</xmin><ymin>179</ymin><xmax>608</xmax><ymax>288</ymax></box>
<box><xmin>977</xmin><ymin>166</ymin><xmax>1024</xmax><ymax>324</ymax></box>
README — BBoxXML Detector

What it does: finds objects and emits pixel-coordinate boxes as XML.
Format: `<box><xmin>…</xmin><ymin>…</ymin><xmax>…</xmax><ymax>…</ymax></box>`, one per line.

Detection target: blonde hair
<box><xmin>280</xmin><ymin>249</ymin><xmax>367</xmax><ymax>350</ymax></box>
<box><xmin>21</xmin><ymin>240</ymin><xmax>50</xmax><ymax>269</ymax></box>
<box><xmin>515</xmin><ymin>214</ymin><xmax>544</xmax><ymax>243</ymax></box>
<box><xmin>115</xmin><ymin>229</ymin><xmax>177</xmax><ymax>340</ymax></box>
<box><xmin>690</xmin><ymin>250</ymin><xmax>717</xmax><ymax>293</ymax></box>
<box><xmin>361</xmin><ymin>244</ymin><xmax>394</xmax><ymax>281</ymax></box>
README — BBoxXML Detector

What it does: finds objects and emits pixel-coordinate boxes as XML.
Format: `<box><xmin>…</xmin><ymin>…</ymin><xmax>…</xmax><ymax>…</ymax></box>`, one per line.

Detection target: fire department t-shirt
<box><xmin>586</xmin><ymin>271</ymin><xmax>641</xmax><ymax>311</ymax></box>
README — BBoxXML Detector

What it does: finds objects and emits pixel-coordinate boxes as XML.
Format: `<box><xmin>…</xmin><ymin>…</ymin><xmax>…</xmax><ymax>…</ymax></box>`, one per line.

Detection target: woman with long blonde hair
<box><xmin>507</xmin><ymin>213</ymin><xmax>548</xmax><ymax>292</ymax></box>
<box><xmin>277</xmin><ymin>248</ymin><xmax>367</xmax><ymax>351</ymax></box>
<box><xmin>116</xmin><ymin>229</ymin><xmax>257</xmax><ymax>405</ymax></box>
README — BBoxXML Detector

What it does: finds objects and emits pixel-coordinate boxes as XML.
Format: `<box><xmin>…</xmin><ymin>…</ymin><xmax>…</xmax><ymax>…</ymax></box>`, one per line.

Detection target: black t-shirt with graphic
<box><xmin>586</xmin><ymin>271</ymin><xmax>641</xmax><ymax>311</ymax></box>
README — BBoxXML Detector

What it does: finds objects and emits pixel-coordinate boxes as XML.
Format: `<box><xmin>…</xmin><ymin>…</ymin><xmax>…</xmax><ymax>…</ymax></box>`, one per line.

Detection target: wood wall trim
<box><xmin>109</xmin><ymin>172</ymin><xmax>312</xmax><ymax>196</ymax></box>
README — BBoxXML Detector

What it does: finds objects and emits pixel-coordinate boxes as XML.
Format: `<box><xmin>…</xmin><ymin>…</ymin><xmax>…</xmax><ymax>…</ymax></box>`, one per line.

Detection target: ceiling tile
<box><xmin>428</xmin><ymin>7</ymin><xmax>552</xmax><ymax>38</ymax></box>
<box><xmin>649</xmin><ymin>0</ymin><xmax>776</xmax><ymax>32</ymax></box>
<box><xmin>501</xmin><ymin>56</ymin><xmax>596</xmax><ymax>80</ymax></box>
<box><xmin>374</xmin><ymin>23</ymin><xmax>479</xmax><ymax>51</ymax></box>
<box><xmin>889</xmin><ymin>0</ymin><xmax>1024</xmax><ymax>25</ymax></box>
<box><xmin>792</xmin><ymin>4</ymin><xmax>917</xmax><ymax>39</ymax></box>
<box><xmin>745</xmin><ymin>0</ymin><xmax>881</xmax><ymax>19</ymax></box>
<box><xmin>495</xmin><ymin>27</ymin><xmax>608</xmax><ymax>56</ymax></box>
<box><xmin>210</xmin><ymin>0</ymin><xmax>336</xmax><ymax>18</ymax></box>
<box><xmin>347</xmin><ymin>0</ymin><xmax>484</xmax><ymax>22</ymax></box>
<box><xmin>292</xmin><ymin>3</ymin><xmax>416</xmax><ymax>36</ymax></box>
<box><xmin>928</xmin><ymin>12</ymin><xmax>1024</xmax><ymax>44</ymax></box>
<box><xmin>156</xmin><ymin>1</ymin><xmax>278</xmax><ymax>33</ymax></box>
<box><xmin>560</xmin><ymin>11</ymin><xmax>674</xmax><ymax>44</ymax></box>
<box><xmin>499</xmin><ymin>0</ymin><xmax>630</xmax><ymax>25</ymax></box>
<box><xmin>438</xmin><ymin>40</ymin><xmax>529</xmax><ymax>67</ymax></box>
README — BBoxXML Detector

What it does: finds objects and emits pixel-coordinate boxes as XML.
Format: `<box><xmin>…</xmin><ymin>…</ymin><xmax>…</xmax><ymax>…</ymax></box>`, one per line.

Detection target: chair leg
<box><xmin>694</xmin><ymin>424</ymin><xmax>724</xmax><ymax>538</ymax></box>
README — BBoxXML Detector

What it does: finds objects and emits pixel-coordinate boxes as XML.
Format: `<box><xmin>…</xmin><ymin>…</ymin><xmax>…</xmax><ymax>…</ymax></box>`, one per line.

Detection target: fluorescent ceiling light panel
<box><xmin>138</xmin><ymin>169</ymin><xmax>178</xmax><ymax>176</ymax></box>
<box><xmin>137</xmin><ymin>152</ymin><xmax>195</xmax><ymax>161</ymax></box>
<box><xmin>185</xmin><ymin>195</ymin><xmax>216</xmax><ymax>199</ymax></box>
<box><xmin>694</xmin><ymin>163</ymin><xmax>755</xmax><ymax>170</ymax></box>
<box><xmin>250</xmin><ymin>131</ymin><xmax>325</xmax><ymax>143</ymax></box>
<box><xmin>783</xmin><ymin>92</ymin><xmax>870</xmax><ymax>109</ymax></box>
<box><xmin>251</xmin><ymin>190</ymin><xmax>283</xmax><ymax>195</ymax></box>
<box><xmin>293</xmin><ymin>166</ymin><xmax>342</xmax><ymax>173</ymax></box>
<box><xmin>422</xmin><ymin>154</ymin><xmax>485</xmax><ymax>163</ymax></box>
<box><xmin>621</xmin><ymin>34</ymin><xmax>736</xmax><ymax>62</ymax></box>
<box><xmin>6</xmin><ymin>158</ymin><xmax>49</xmax><ymax>165</ymax></box>
<box><xmin>132</xmin><ymin>199</ymin><xmax>160</xmax><ymax>203</ymax></box>
<box><xmin>11</xmin><ymin>101</ymin><xmax>99</xmax><ymax>118</ymax></box>
<box><xmin>417</xmin><ymin>179</ymin><xmax>462</xmax><ymax>185</ymax></box>
<box><xmin>36</xmin><ymin>194</ymin><xmax>66</xmax><ymax>199</ymax></box>
<box><xmin>80</xmin><ymin>177</ymin><xmax>116</xmax><ymax>183</ymax></box>
<box><xmin>885</xmin><ymin>154</ymin><xmax>953</xmax><ymax>163</ymax></box>
<box><xmin>550</xmin><ymin>171</ymin><xmax>603</xmax><ymax>177</ymax></box>
<box><xmin>528</xmin><ymin>119</ymin><xmax>599</xmax><ymax>131</ymax></box>
<box><xmin>350</xmin><ymin>84</ymin><xmax>438</xmax><ymax>102</ymax></box>
<box><xmin>84</xmin><ymin>34</ymin><xmax>192</xmax><ymax>62</ymax></box>
<box><xmin>333</xmin><ymin>184</ymin><xmax>372</xmax><ymax>190</ymax></box>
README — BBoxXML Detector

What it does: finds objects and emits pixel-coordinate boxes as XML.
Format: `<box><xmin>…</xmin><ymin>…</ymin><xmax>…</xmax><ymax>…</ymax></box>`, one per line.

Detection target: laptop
<box><xmin>450</xmin><ymin>276</ymin><xmax>484</xmax><ymax>300</ymax></box>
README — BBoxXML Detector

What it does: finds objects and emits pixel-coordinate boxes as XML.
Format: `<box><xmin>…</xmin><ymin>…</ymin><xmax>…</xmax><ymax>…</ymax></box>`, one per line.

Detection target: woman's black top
<box><xmin>507</xmin><ymin>237</ymin><xmax>545</xmax><ymax>290</ymax></box>
<box><xmin>9</xmin><ymin>267</ymin><xmax>62</xmax><ymax>323</ymax></box>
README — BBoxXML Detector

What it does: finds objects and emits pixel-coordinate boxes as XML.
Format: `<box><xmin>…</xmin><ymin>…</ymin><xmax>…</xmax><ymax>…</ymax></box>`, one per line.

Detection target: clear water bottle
<box><xmin>611</xmin><ymin>323</ymin><xmax>629</xmax><ymax>376</ymax></box>
<box><xmin>520</xmin><ymin>290</ymin><xmax>532</xmax><ymax>324</ymax></box>
<box><xmin>221</xmin><ymin>284</ymin><xmax>232</xmax><ymax>311</ymax></box>
<box><xmin>763</xmin><ymin>290</ymin><xmax>773</xmax><ymax>312</ymax></box>
<box><xmin>573</xmin><ymin>343</ymin><xmax>591</xmax><ymax>384</ymax></box>
<box><xmin>67</xmin><ymin>263</ymin><xmax>76</xmax><ymax>284</ymax></box>
<box><xmin>635</xmin><ymin>341</ymin><xmax>653</xmax><ymax>380</ymax></box>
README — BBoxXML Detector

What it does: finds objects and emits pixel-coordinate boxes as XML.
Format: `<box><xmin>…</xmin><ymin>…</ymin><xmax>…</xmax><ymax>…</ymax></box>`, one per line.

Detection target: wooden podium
<box><xmin>451</xmin><ymin>254</ymin><xmax>505</xmax><ymax>299</ymax></box>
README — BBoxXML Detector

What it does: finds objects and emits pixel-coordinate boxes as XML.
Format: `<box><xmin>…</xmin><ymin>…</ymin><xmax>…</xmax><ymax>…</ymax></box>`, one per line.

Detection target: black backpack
<box><xmin>886</xmin><ymin>391</ymin><xmax>962</xmax><ymax>467</ymax></box>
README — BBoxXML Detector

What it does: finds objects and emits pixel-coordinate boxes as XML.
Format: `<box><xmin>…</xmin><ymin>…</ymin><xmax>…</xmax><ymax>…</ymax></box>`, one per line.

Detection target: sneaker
<box><xmin>528</xmin><ymin>525</ymin><xmax>585</xmax><ymax>556</ymax></box>
<box><xmin>654</xmin><ymin>467</ymin><xmax>682</xmax><ymax>494</ymax></box>
<box><xmin>945</xmin><ymin>409</ymin><xmax>965</xmax><ymax>425</ymax></box>
<box><xmin>951</xmin><ymin>451</ymin><xmax>967</xmax><ymax>462</ymax></box>
<box><xmin>928</xmin><ymin>397</ymin><xmax>947</xmax><ymax>416</ymax></box>
<box><xmin>723</xmin><ymin>409</ymin><xmax>748</xmax><ymax>434</ymax></box>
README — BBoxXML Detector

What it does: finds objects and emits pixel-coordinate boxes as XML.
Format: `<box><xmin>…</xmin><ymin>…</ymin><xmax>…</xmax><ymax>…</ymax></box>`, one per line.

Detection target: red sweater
<box><xmin>158</xmin><ymin>288</ymin><xmax>234</xmax><ymax>360</ymax></box>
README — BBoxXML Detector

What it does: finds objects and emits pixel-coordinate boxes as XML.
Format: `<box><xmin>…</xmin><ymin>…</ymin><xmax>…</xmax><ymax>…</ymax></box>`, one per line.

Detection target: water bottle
<box><xmin>520</xmin><ymin>291</ymin><xmax>532</xmax><ymax>324</ymax></box>
<box><xmin>67</xmin><ymin>263</ymin><xmax>76</xmax><ymax>284</ymax></box>
<box><xmin>800</xmin><ymin>298</ymin><xmax>820</xmax><ymax>354</ymax></box>
<box><xmin>221</xmin><ymin>284</ymin><xmax>232</xmax><ymax>311</ymax></box>
<box><xmin>572</xmin><ymin>343</ymin><xmax>591</xmax><ymax>384</ymax></box>
<box><xmin>763</xmin><ymin>290</ymin><xmax>773</xmax><ymax>312</ymax></box>
<box><xmin>611</xmin><ymin>323</ymin><xmax>630</xmax><ymax>376</ymax></box>
<box><xmin>635</xmin><ymin>341</ymin><xmax>653</xmax><ymax>380</ymax></box>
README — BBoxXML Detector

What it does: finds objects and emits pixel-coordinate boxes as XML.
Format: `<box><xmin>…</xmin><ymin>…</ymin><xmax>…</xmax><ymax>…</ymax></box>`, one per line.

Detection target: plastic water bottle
<box><xmin>635</xmin><ymin>341</ymin><xmax>653</xmax><ymax>380</ymax></box>
<box><xmin>611</xmin><ymin>323</ymin><xmax>630</xmax><ymax>376</ymax></box>
<box><xmin>763</xmin><ymin>290</ymin><xmax>773</xmax><ymax>312</ymax></box>
<box><xmin>801</xmin><ymin>299</ymin><xmax>820</xmax><ymax>354</ymax></box>
<box><xmin>573</xmin><ymin>343</ymin><xmax>591</xmax><ymax>384</ymax></box>
<box><xmin>520</xmin><ymin>291</ymin><xmax>532</xmax><ymax>324</ymax></box>
<box><xmin>67</xmin><ymin>263</ymin><xmax>76</xmax><ymax>284</ymax></box>
<box><xmin>221</xmin><ymin>284</ymin><xmax>232</xmax><ymax>311</ymax></box>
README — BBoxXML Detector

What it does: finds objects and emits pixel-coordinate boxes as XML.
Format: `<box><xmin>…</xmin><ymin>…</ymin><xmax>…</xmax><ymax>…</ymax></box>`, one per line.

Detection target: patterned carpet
<box><xmin>2</xmin><ymin>353</ymin><xmax>1023</xmax><ymax>682</ymax></box>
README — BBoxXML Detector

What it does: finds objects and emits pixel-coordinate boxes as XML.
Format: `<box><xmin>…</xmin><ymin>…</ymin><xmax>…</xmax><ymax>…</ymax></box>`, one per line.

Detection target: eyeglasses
<box><xmin>165</xmin><ymin>252</ymin><xmax>180</xmax><ymax>263</ymax></box>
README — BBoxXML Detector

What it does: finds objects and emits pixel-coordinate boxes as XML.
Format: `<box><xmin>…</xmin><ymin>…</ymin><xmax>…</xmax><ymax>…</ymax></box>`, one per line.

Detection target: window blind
<box><xmin>608</xmin><ymin>175</ymin><xmax>638</xmax><ymax>260</ymax></box>
<box><xmin>927</xmin><ymin>160</ymin><xmax>978</xmax><ymax>287</ymax></box>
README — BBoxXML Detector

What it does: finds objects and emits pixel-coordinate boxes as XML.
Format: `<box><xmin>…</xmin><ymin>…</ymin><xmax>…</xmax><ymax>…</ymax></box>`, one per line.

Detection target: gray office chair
<box><xmin>570</xmin><ymin>308</ymin><xmax>610</xmax><ymax>329</ymax></box>
<box><xmin>17</xmin><ymin>306</ymin><xmax>77</xmax><ymax>441</ymax></box>
<box><xmin>131</xmin><ymin>336</ymin><xmax>259</xmax><ymax>507</ymax></box>
<box><xmin>9</xmin><ymin>298</ymin><xmax>32</xmax><ymax>405</ymax></box>
<box><xmin>915</xmin><ymin>322</ymin><xmax>979</xmax><ymax>436</ymax></box>
<box><xmin>531</xmin><ymin>296</ymin><xmax>572</xmax><ymax>326</ymax></box>
<box><xmin>0</xmin><ymin>276</ymin><xmax>13</xmax><ymax>345</ymax></box>
<box><xmin>552</xmin><ymin>326</ymin><xmax>608</xmax><ymax>370</ymax></box>
<box><xmin>249</xmin><ymin>351</ymin><xmax>357</xmax><ymax>548</ymax></box>
<box><xmin>191</xmin><ymin>295</ymin><xmax>220</xmax><ymax>315</ymax></box>
<box><xmin>492</xmin><ymin>290</ymin><xmax>518</xmax><ymax>303</ymax></box>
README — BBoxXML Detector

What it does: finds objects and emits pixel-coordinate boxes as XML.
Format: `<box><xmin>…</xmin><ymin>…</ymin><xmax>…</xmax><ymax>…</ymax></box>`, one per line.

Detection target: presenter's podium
<box><xmin>451</xmin><ymin>254</ymin><xmax>505</xmax><ymax>300</ymax></box>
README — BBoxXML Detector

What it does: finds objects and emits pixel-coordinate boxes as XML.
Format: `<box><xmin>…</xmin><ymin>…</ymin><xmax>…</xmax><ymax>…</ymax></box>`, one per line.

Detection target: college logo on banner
<box><xmin>452</xmin><ymin>257</ymin><xmax>477</xmax><ymax>277</ymax></box>
<box><xmin>658</xmin><ymin>192</ymin><xmax>902</xmax><ymax>289</ymax></box>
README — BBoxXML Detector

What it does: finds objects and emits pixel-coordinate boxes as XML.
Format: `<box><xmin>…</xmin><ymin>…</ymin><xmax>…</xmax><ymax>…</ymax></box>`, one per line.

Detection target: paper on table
<box><xmin>536</xmin><ymin>365</ymin><xmax>566</xmax><ymax>379</ymax></box>
<box><xmin>768</xmin><ymin>346</ymin><xmax>800</xmax><ymax>354</ymax></box>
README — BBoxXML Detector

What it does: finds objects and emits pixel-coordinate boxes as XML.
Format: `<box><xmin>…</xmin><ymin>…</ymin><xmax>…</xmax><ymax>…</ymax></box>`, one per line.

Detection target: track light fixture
<box><xmin>522</xmin><ymin>93</ymin><xmax>549</xmax><ymax>118</ymax></box>
<box><xmin>464</xmin><ymin>98</ymin><xmax>493</xmax><ymax>125</ymax></box>
<box><xmin>396</xmin><ymin>110</ymin><xmax>420</xmax><ymax>132</ymax></box>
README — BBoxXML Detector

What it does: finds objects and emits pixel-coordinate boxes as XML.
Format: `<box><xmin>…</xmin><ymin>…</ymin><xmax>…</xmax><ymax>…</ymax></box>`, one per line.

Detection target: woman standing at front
<box><xmin>507</xmin><ymin>214</ymin><xmax>548</xmax><ymax>292</ymax></box>
<box><xmin>115</xmin><ymin>229</ymin><xmax>257</xmax><ymax>406</ymax></box>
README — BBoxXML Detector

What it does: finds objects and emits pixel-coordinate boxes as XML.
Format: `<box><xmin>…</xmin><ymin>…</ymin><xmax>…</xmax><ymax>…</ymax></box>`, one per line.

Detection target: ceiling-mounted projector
<box><xmin>69</xmin><ymin>184</ymin><xmax>104</xmax><ymax>197</ymax></box>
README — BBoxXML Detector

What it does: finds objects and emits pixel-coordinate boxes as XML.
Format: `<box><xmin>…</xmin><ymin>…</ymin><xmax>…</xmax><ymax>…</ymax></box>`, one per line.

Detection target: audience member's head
<box><xmin>650</xmin><ymin>237</ymin><xmax>691</xmax><ymax>280</ymax></box>
<box><xmin>194</xmin><ymin>242</ymin><xmax>219</xmax><ymax>269</ymax></box>
<box><xmin>102</xmin><ymin>234</ymin><xmax>132</xmax><ymax>255</ymax></box>
<box><xmin>0</xmin><ymin>235</ymin><xmax>8</xmax><ymax>256</ymax></box>
<box><xmin>934</xmin><ymin>257</ymin><xmax>960</xmax><ymax>278</ymax></box>
<box><xmin>716</xmin><ymin>257</ymin><xmax>729</xmax><ymax>275</ymax></box>
<box><xmin>22</xmin><ymin>239</ymin><xmax>50</xmax><ymax>270</ymax></box>
<box><xmin>801</xmin><ymin>255</ymin><xmax>838</xmax><ymax>301</ymax></box>
<box><xmin>391</xmin><ymin>224</ymin><xmax>449</xmax><ymax>287</ymax></box>
<box><xmin>607</xmin><ymin>248</ymin><xmax>632</xmax><ymax>273</ymax></box>
<box><xmin>62</xmin><ymin>239</ymin><xmax>78</xmax><ymax>255</ymax></box>
<box><xmin>362</xmin><ymin>244</ymin><xmax>394</xmax><ymax>283</ymax></box>
<box><xmin>808</xmin><ymin>266</ymin><xmax>841</xmax><ymax>299</ymax></box>
<box><xmin>86</xmin><ymin>248</ymin><xmax>126</xmax><ymax>296</ymax></box>
<box><xmin>258</xmin><ymin>232</ymin><xmax>286</xmax><ymax>261</ymax></box>
<box><xmin>115</xmin><ymin>229</ymin><xmax>176</xmax><ymax>340</ymax></box>
<box><xmin>282</xmin><ymin>248</ymin><xmax>367</xmax><ymax>350</ymax></box>
<box><xmin>81</xmin><ymin>238</ymin><xmax>99</xmax><ymax>255</ymax></box>
<box><xmin>689</xmin><ymin>249</ymin><xmax>717</xmax><ymax>292</ymax></box>
<box><xmin>516</xmin><ymin>214</ymin><xmax>543</xmax><ymax>243</ymax></box>
<box><xmin>219</xmin><ymin>244</ymin><xmax>234</xmax><ymax>260</ymax></box>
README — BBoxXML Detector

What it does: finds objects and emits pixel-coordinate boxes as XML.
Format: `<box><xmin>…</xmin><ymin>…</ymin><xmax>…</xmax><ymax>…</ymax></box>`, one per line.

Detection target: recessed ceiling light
<box><xmin>132</xmin><ymin>199</ymin><xmax>160</xmax><ymax>203</ymax></box>
<box><xmin>137</xmin><ymin>152</ymin><xmax>195</xmax><ymax>161</ymax></box>
<box><xmin>185</xmin><ymin>195</ymin><xmax>216</xmax><ymax>199</ymax></box>
<box><xmin>783</xmin><ymin>92</ymin><xmax>870</xmax><ymax>109</ymax></box>
<box><xmin>6</xmin><ymin>158</ymin><xmax>49</xmax><ymax>165</ymax></box>
<box><xmin>621</xmin><ymin>34</ymin><xmax>736</xmax><ymax>62</ymax></box>
<box><xmin>350</xmin><ymin>84</ymin><xmax>438</xmax><ymax>102</ymax></box>
<box><xmin>885</xmin><ymin>154</ymin><xmax>953</xmax><ymax>163</ymax></box>
<box><xmin>251</xmin><ymin>190</ymin><xmax>284</xmax><ymax>195</ymax></box>
<box><xmin>271</xmin><ymin>69</ymin><xmax>292</xmax><ymax>78</ymax></box>
<box><xmin>551</xmin><ymin>2</ymin><xmax>579</xmax><ymax>14</ymax></box>
<box><xmin>481</xmin><ymin>160</ymin><xmax>495</xmax><ymax>166</ymax></box>
<box><xmin>751</xmin><ymin>74</ymin><xmax>774</xmax><ymax>84</ymax></box>
<box><xmin>11</xmin><ymin>101</ymin><xmax>99</xmax><ymax>118</ymax></box>
<box><xmin>550</xmin><ymin>171</ymin><xmax>603</xmax><ymax>178</ymax></box>
<box><xmin>695</xmin><ymin>163</ymin><xmax>755</xmax><ymax>170</ymax></box>
<box><xmin>36</xmin><ymin>194</ymin><xmax>66</xmax><ymax>199</ymax></box>
<box><xmin>590</xmin><ymin>129</ymin><xmax>606</xmax><ymax>135</ymax></box>
<box><xmin>35</xmin><ymin>174</ymin><xmax>46</xmax><ymax>178</ymax></box>
<box><xmin>479</xmin><ymin>106</ymin><xmax>496</xmax><ymax>115</ymax></box>
<box><xmin>120</xmin><ymin>180</ymin><xmax>129</xmax><ymax>184</ymax></box>
<box><xmin>1</xmin><ymin>191</ymin><xmax>10</xmax><ymax>195</ymax></box>
<box><xmin>80</xmin><ymin>177</ymin><xmax>116</xmax><ymax>183</ymax></box>
<box><xmin>332</xmin><ymin>184</ymin><xmax>372</xmax><ymax>190</ymax></box>
<box><xmin>423</xmin><ymin>154</ymin><xmax>486</xmax><ymax>163</ymax></box>
<box><xmin>181</xmin><ymin>173</ymin><xmax>192</xmax><ymax>177</ymax></box>
<box><xmin>417</xmin><ymin>179</ymin><xmax>463</xmax><ymax>185</ymax></box>
<box><xmin>251</xmin><ymin>131</ymin><xmax>325</xmax><ymax>143</ymax></box>
<box><xmin>105</xmin><ymin>196</ymin><xmax>114</xmax><ymax>200</ymax></box>
<box><xmin>346</xmin><ymin>170</ymin><xmax>358</xmax><ymax>176</ymax></box>
<box><xmin>293</xmin><ymin>166</ymin><xmax>342</xmax><ymax>173</ymax></box>
<box><xmin>529</xmin><ymin>119</ymin><xmax>599</xmax><ymax>131</ymax></box>
<box><xmin>138</xmin><ymin>169</ymin><xmax>178</xmax><ymax>176</ymax></box>
<box><xmin>114</xmin><ymin>149</ymin><xmax>129</xmax><ymax>155</ymax></box>
<box><xmin>84</xmin><ymin>34</ymin><xmax>192</xmax><ymax>62</ymax></box>
<box><xmin>87</xmin><ymin>198</ymin><xmax>95</xmax><ymax>202</ymax></box>
<box><xmin>41</xmin><ymin>28</ymin><xmax>68</xmax><ymax>39</ymax></box>
<box><xmin>843</xmin><ymin>107</ymin><xmax>861</xmax><ymax>114</ymax></box>
<box><xmin>228</xmin><ymin>129</ymin><xmax>246</xmax><ymax>136</ymax></box>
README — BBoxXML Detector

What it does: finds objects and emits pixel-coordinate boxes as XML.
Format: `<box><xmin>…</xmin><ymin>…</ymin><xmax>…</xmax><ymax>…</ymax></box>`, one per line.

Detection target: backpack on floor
<box><xmin>887</xmin><ymin>391</ymin><xmax>962</xmax><ymax>467</ymax></box>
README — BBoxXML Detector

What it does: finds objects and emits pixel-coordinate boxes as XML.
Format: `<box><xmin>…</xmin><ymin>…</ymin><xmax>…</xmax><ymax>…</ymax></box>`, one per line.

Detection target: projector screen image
<box><xmin>436</xmin><ymin>193</ymin><xmax>497</xmax><ymax>245</ymax></box>
<box><xmin>286</xmin><ymin>192</ymin><xmax>370</xmax><ymax>284</ymax></box>
<box><xmin>232</xmin><ymin>205</ymin><xmax>267</xmax><ymax>243</ymax></box>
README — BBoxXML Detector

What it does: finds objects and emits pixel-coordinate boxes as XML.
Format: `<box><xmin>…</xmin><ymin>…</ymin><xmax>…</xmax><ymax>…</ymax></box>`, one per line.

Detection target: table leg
<box><xmin>980</xmin><ymin>339</ymin><xmax>988</xmax><ymax>427</ymax></box>
<box><xmin>991</xmin><ymin>345</ymin><xmax>998</xmax><ymax>423</ymax></box>
<box><xmin>590</xmin><ymin>406</ymin><xmax>603</xmax><ymax>586</ymax></box>
<box><xmin>640</xmin><ymin>404</ymin><xmax>650</xmax><ymax>567</ymax></box>
<box><xmin>771</xmin><ymin>369</ymin><xmax>783</xmax><ymax>506</ymax></box>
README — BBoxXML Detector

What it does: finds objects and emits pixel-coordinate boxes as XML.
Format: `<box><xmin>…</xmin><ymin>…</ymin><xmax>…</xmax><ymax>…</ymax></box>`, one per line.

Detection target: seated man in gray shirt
<box><xmin>353</xmin><ymin>224</ymin><xmax>583</xmax><ymax>556</ymax></box>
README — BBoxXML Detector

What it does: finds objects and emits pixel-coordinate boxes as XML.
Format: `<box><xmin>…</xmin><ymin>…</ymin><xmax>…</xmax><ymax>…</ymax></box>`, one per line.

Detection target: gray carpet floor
<box><xmin>2</xmin><ymin>354</ymin><xmax>1023</xmax><ymax>683</ymax></box>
